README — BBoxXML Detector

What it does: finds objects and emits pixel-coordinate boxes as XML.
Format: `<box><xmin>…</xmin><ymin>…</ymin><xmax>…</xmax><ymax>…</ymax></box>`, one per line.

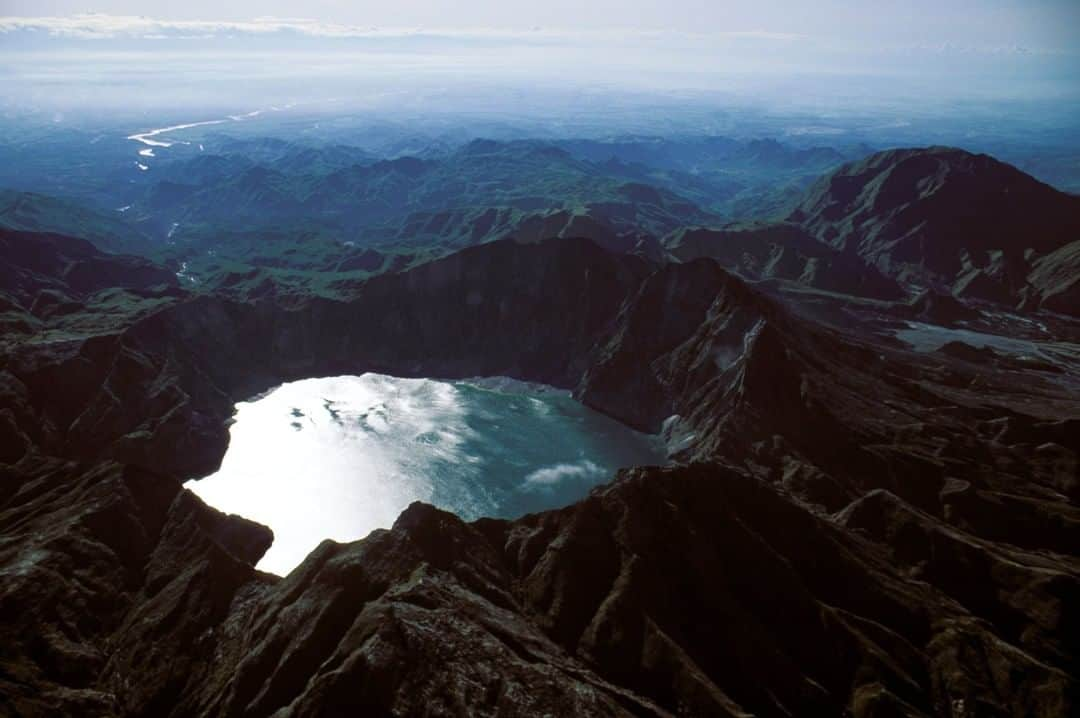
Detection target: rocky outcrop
<box><xmin>1022</xmin><ymin>240</ymin><xmax>1080</xmax><ymax>316</ymax></box>
<box><xmin>3</xmin><ymin>458</ymin><xmax>1076</xmax><ymax>717</ymax></box>
<box><xmin>0</xmin><ymin>457</ymin><xmax>271</xmax><ymax>717</ymax></box>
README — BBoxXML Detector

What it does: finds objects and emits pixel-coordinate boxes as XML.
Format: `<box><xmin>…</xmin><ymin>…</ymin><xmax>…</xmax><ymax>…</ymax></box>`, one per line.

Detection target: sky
<box><xmin>2</xmin><ymin>1</ymin><xmax>1078</xmax><ymax>50</ymax></box>
<box><xmin>0</xmin><ymin>2</ymin><xmax>1077</xmax><ymax>115</ymax></box>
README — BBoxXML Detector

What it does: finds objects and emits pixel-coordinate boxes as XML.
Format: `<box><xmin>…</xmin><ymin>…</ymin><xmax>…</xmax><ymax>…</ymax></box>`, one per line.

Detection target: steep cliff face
<box><xmin>4</xmin><ymin>231</ymin><xmax>1075</xmax><ymax>520</ymax></box>
<box><xmin>1</xmin><ymin>228</ymin><xmax>1078</xmax><ymax>717</ymax></box>
<box><xmin>2</xmin><ymin>236</ymin><xmax>652</xmax><ymax>477</ymax></box>
<box><xmin>578</xmin><ymin>259</ymin><xmax>755</xmax><ymax>431</ymax></box>
<box><xmin>0</xmin><ymin>457</ymin><xmax>272</xmax><ymax>717</ymax></box>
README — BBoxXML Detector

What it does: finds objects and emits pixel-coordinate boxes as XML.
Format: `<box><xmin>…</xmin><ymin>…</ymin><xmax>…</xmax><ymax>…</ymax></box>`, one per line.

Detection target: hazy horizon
<box><xmin>2</xmin><ymin>3</ymin><xmax>1078</xmax><ymax>122</ymax></box>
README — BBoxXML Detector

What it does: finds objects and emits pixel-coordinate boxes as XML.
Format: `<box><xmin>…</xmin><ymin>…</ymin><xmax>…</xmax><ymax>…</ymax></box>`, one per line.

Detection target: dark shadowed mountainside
<box><xmin>1</xmin><ymin>223</ymin><xmax>1078</xmax><ymax>716</ymax></box>
<box><xmin>1</xmin><ymin>142</ymin><xmax>1079</xmax><ymax>717</ymax></box>
<box><xmin>663</xmin><ymin>222</ymin><xmax>904</xmax><ymax>299</ymax></box>
<box><xmin>789</xmin><ymin>147</ymin><xmax>1080</xmax><ymax>312</ymax></box>
<box><xmin>0</xmin><ymin>191</ymin><xmax>151</xmax><ymax>254</ymax></box>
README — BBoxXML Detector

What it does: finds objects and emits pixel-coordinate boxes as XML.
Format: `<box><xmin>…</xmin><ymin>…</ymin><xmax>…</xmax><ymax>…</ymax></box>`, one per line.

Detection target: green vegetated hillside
<box><xmin>7</xmin><ymin>136</ymin><xmax>1077</xmax><ymax>312</ymax></box>
<box><xmin>0</xmin><ymin>190</ymin><xmax>150</xmax><ymax>254</ymax></box>
<box><xmin>127</xmin><ymin>139</ymin><xmax>718</xmax><ymax>241</ymax></box>
<box><xmin>0</xmin><ymin>133</ymin><xmax>863</xmax><ymax>297</ymax></box>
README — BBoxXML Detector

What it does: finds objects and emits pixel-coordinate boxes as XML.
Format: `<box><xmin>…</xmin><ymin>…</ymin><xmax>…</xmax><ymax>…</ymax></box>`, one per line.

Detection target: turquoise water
<box><xmin>188</xmin><ymin>374</ymin><xmax>664</xmax><ymax>575</ymax></box>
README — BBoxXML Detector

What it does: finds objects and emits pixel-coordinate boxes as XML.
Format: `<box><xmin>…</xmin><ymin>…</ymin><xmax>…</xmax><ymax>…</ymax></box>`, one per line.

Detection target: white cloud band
<box><xmin>0</xmin><ymin>13</ymin><xmax>805</xmax><ymax>43</ymax></box>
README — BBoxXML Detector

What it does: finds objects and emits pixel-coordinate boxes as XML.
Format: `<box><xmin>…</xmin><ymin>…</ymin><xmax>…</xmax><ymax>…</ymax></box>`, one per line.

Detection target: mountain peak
<box><xmin>789</xmin><ymin>145</ymin><xmax>1080</xmax><ymax>305</ymax></box>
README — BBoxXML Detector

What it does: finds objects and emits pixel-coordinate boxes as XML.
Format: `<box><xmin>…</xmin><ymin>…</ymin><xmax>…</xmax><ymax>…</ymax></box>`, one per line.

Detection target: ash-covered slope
<box><xmin>789</xmin><ymin>147</ymin><xmax>1080</xmax><ymax>311</ymax></box>
<box><xmin>1</xmin><ymin>232</ymin><xmax>1078</xmax><ymax>717</ymax></box>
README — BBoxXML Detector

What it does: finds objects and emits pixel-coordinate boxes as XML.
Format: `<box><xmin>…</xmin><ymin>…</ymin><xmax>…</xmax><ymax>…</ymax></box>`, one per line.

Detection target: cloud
<box><xmin>0</xmin><ymin>14</ymin><xmax>387</xmax><ymax>39</ymax></box>
<box><xmin>0</xmin><ymin>13</ymin><xmax>805</xmax><ymax>44</ymax></box>
<box><xmin>522</xmin><ymin>460</ymin><xmax>607</xmax><ymax>490</ymax></box>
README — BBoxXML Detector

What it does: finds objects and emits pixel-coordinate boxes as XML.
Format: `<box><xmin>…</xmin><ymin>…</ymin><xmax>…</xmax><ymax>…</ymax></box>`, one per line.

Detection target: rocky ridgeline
<box><xmin>789</xmin><ymin>147</ymin><xmax>1080</xmax><ymax>312</ymax></box>
<box><xmin>1</xmin><ymin>147</ymin><xmax>1079</xmax><ymax>717</ymax></box>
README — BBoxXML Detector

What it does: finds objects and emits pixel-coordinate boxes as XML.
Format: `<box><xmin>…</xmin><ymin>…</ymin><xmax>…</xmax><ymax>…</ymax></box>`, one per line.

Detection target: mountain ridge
<box><xmin>789</xmin><ymin>146</ymin><xmax>1080</xmax><ymax>311</ymax></box>
<box><xmin>1</xmin><ymin>144</ymin><xmax>1078</xmax><ymax>717</ymax></box>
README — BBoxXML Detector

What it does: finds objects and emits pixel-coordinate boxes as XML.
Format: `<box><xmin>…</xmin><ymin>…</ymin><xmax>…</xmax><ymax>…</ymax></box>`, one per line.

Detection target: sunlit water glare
<box><xmin>188</xmin><ymin>374</ymin><xmax>664</xmax><ymax>575</ymax></box>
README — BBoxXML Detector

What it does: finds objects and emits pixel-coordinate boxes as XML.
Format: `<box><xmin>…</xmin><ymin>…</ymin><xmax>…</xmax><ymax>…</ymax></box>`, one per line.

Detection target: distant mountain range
<box><xmin>6</xmin><ymin>144</ymin><xmax>1077</xmax><ymax>315</ymax></box>
<box><xmin>126</xmin><ymin>139</ymin><xmax>720</xmax><ymax>243</ymax></box>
